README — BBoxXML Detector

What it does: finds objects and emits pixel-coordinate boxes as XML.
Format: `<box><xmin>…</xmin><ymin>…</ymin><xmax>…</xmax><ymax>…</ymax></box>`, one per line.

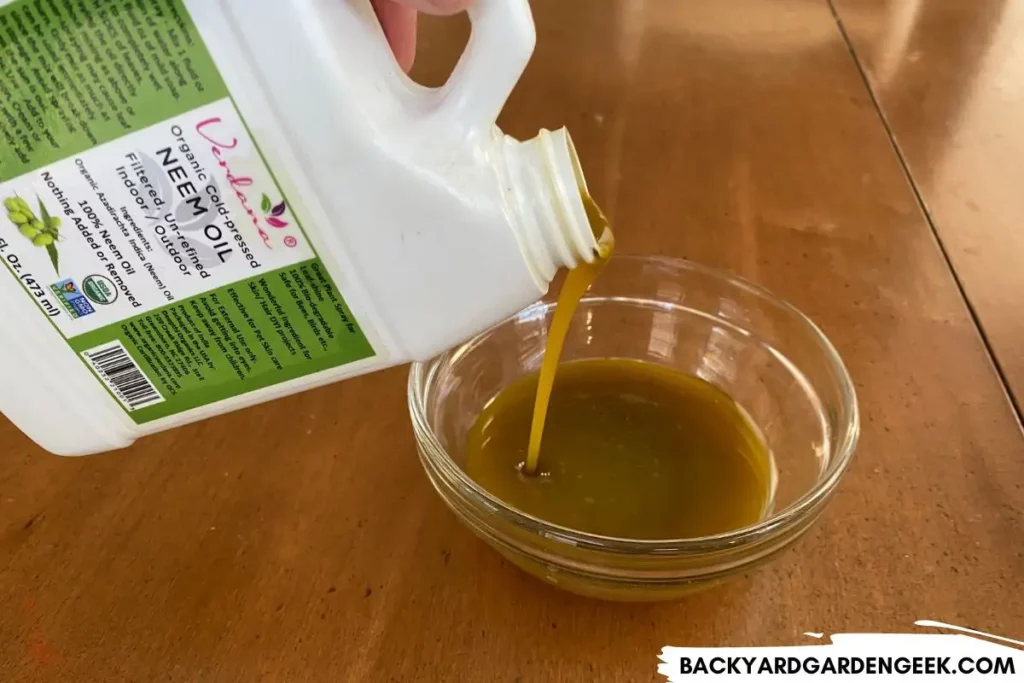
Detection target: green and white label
<box><xmin>0</xmin><ymin>0</ymin><xmax>374</xmax><ymax>423</ymax></box>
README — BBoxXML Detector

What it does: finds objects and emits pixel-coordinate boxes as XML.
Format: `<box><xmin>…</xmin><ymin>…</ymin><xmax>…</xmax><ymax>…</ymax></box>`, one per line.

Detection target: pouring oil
<box><xmin>464</xmin><ymin>195</ymin><xmax>774</xmax><ymax>539</ymax></box>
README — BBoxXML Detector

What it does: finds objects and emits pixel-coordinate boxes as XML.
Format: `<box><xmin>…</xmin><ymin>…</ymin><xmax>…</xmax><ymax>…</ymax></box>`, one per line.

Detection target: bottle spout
<box><xmin>499</xmin><ymin>128</ymin><xmax>602</xmax><ymax>287</ymax></box>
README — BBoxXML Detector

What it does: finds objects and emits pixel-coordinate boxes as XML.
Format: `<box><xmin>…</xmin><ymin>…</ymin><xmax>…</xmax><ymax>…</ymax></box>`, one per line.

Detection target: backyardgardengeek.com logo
<box><xmin>658</xmin><ymin>621</ymin><xmax>1022</xmax><ymax>680</ymax></box>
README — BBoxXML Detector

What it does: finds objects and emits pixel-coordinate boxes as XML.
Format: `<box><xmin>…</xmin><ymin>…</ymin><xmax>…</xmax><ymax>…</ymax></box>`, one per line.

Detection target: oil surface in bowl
<box><xmin>464</xmin><ymin>359</ymin><xmax>774</xmax><ymax>539</ymax></box>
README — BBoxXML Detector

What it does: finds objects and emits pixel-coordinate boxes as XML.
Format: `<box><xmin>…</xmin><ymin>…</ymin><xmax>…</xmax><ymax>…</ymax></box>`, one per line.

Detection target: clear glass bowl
<box><xmin>408</xmin><ymin>255</ymin><xmax>859</xmax><ymax>601</ymax></box>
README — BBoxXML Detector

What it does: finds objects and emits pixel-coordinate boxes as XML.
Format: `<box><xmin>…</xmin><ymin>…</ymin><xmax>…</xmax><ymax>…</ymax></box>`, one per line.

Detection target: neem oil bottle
<box><xmin>0</xmin><ymin>0</ymin><xmax>598</xmax><ymax>455</ymax></box>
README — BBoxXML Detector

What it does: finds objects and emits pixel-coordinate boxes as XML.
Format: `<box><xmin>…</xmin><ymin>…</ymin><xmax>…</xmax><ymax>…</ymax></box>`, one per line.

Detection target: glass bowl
<box><xmin>407</xmin><ymin>255</ymin><xmax>858</xmax><ymax>601</ymax></box>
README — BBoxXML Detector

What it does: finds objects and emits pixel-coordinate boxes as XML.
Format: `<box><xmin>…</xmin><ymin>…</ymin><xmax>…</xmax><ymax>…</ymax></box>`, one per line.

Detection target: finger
<box><xmin>393</xmin><ymin>0</ymin><xmax>473</xmax><ymax>16</ymax></box>
<box><xmin>371</xmin><ymin>0</ymin><xmax>418</xmax><ymax>71</ymax></box>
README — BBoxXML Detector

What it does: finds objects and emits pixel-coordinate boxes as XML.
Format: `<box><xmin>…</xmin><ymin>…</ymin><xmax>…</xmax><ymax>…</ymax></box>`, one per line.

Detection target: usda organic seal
<box><xmin>82</xmin><ymin>275</ymin><xmax>117</xmax><ymax>305</ymax></box>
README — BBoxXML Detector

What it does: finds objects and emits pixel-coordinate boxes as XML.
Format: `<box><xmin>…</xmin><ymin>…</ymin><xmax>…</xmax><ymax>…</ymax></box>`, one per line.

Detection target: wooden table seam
<box><xmin>827</xmin><ymin>0</ymin><xmax>1024</xmax><ymax>432</ymax></box>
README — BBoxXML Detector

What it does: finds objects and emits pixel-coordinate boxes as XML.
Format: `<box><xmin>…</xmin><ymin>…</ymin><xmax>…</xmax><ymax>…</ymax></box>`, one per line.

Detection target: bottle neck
<box><xmin>499</xmin><ymin>128</ymin><xmax>600</xmax><ymax>287</ymax></box>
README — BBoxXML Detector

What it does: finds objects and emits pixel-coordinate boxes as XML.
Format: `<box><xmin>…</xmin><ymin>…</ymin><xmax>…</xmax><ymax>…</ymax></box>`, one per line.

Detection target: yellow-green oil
<box><xmin>465</xmin><ymin>359</ymin><xmax>773</xmax><ymax>539</ymax></box>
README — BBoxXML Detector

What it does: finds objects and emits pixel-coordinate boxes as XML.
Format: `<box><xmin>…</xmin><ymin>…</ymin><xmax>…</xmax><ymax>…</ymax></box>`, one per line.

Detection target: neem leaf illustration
<box><xmin>37</xmin><ymin>196</ymin><xmax>51</xmax><ymax>224</ymax></box>
<box><xmin>261</xmin><ymin>194</ymin><xmax>272</xmax><ymax>213</ymax></box>
<box><xmin>46</xmin><ymin>243</ymin><xmax>59</xmax><ymax>274</ymax></box>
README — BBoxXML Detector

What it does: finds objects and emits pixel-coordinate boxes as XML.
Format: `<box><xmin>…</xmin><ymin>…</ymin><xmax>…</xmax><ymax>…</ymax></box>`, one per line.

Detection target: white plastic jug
<box><xmin>0</xmin><ymin>0</ymin><xmax>599</xmax><ymax>455</ymax></box>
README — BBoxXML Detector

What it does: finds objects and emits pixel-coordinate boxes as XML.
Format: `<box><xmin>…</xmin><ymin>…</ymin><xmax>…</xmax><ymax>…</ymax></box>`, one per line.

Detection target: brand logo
<box><xmin>260</xmin><ymin>195</ymin><xmax>297</xmax><ymax>248</ymax></box>
<box><xmin>195</xmin><ymin>117</ymin><xmax>300</xmax><ymax>250</ymax></box>
<box><xmin>82</xmin><ymin>274</ymin><xmax>117</xmax><ymax>305</ymax></box>
<box><xmin>261</xmin><ymin>195</ymin><xmax>288</xmax><ymax>227</ymax></box>
<box><xmin>50</xmin><ymin>279</ymin><xmax>95</xmax><ymax>319</ymax></box>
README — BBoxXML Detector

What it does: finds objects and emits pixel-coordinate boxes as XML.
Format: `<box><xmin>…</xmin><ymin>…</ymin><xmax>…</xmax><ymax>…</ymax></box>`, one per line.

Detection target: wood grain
<box><xmin>1</xmin><ymin>1</ymin><xmax>1022</xmax><ymax>681</ymax></box>
<box><xmin>832</xmin><ymin>0</ymin><xmax>1024</xmax><ymax>411</ymax></box>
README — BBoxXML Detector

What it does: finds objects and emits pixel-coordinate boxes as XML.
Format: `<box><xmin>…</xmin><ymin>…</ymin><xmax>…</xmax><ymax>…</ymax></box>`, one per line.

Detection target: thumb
<box><xmin>371</xmin><ymin>0</ymin><xmax>417</xmax><ymax>72</ymax></box>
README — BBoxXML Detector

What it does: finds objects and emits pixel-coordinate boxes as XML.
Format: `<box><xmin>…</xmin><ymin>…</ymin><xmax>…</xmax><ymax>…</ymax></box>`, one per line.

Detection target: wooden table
<box><xmin>833</xmin><ymin>0</ymin><xmax>1024</xmax><ymax>413</ymax></box>
<box><xmin>2</xmin><ymin>1</ymin><xmax>1022</xmax><ymax>680</ymax></box>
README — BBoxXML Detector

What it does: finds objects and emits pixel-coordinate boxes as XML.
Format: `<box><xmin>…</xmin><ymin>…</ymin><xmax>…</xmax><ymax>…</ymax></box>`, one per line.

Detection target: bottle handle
<box><xmin>432</xmin><ymin>0</ymin><xmax>536</xmax><ymax>135</ymax></box>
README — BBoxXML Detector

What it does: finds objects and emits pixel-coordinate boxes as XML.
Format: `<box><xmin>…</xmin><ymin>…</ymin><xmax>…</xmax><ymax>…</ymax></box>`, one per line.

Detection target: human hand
<box><xmin>371</xmin><ymin>0</ymin><xmax>474</xmax><ymax>72</ymax></box>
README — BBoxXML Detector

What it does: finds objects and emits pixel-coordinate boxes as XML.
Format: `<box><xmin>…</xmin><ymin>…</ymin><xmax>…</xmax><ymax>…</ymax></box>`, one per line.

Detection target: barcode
<box><xmin>82</xmin><ymin>341</ymin><xmax>165</xmax><ymax>411</ymax></box>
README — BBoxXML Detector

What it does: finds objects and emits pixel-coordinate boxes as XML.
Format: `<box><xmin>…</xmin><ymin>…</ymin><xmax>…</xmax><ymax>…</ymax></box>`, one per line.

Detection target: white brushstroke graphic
<box><xmin>914</xmin><ymin>620</ymin><xmax>1024</xmax><ymax>648</ymax></box>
